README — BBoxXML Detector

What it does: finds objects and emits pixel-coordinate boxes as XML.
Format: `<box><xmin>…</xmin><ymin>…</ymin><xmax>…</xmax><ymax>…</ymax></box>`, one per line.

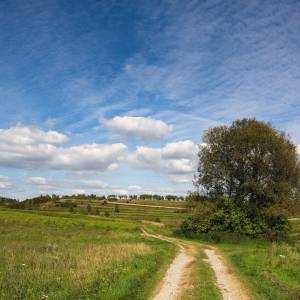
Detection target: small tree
<box><xmin>184</xmin><ymin>119</ymin><xmax>300</xmax><ymax>239</ymax></box>
<box><xmin>87</xmin><ymin>204</ymin><xmax>92</xmax><ymax>214</ymax></box>
<box><xmin>114</xmin><ymin>204</ymin><xmax>120</xmax><ymax>213</ymax></box>
<box><xmin>69</xmin><ymin>204</ymin><xmax>74</xmax><ymax>213</ymax></box>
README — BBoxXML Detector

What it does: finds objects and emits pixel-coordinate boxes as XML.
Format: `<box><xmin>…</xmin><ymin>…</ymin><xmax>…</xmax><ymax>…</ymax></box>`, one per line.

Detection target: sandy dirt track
<box><xmin>205</xmin><ymin>249</ymin><xmax>250</xmax><ymax>300</ymax></box>
<box><xmin>142</xmin><ymin>230</ymin><xmax>195</xmax><ymax>300</ymax></box>
<box><xmin>142</xmin><ymin>229</ymin><xmax>250</xmax><ymax>300</ymax></box>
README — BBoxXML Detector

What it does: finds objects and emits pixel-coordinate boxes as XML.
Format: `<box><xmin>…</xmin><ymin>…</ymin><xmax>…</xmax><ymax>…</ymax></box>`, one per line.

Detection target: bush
<box><xmin>114</xmin><ymin>204</ymin><xmax>120</xmax><ymax>213</ymax></box>
<box><xmin>180</xmin><ymin>197</ymin><xmax>290</xmax><ymax>240</ymax></box>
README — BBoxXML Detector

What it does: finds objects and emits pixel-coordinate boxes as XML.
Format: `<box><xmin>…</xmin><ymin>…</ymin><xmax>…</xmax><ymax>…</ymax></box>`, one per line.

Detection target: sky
<box><xmin>0</xmin><ymin>0</ymin><xmax>300</xmax><ymax>199</ymax></box>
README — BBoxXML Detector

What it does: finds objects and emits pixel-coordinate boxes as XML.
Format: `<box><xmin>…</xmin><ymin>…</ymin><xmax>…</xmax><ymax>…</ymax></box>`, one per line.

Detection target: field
<box><xmin>1</xmin><ymin>200</ymin><xmax>300</xmax><ymax>300</ymax></box>
<box><xmin>217</xmin><ymin>218</ymin><xmax>300</xmax><ymax>300</ymax></box>
<box><xmin>40</xmin><ymin>198</ymin><xmax>188</xmax><ymax>227</ymax></box>
<box><xmin>0</xmin><ymin>209</ymin><xmax>175</xmax><ymax>300</ymax></box>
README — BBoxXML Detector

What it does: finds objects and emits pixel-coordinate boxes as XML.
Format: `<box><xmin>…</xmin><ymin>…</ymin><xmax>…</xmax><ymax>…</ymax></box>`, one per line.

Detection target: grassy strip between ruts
<box><xmin>182</xmin><ymin>243</ymin><xmax>222</xmax><ymax>300</ymax></box>
<box><xmin>0</xmin><ymin>208</ymin><xmax>176</xmax><ymax>300</ymax></box>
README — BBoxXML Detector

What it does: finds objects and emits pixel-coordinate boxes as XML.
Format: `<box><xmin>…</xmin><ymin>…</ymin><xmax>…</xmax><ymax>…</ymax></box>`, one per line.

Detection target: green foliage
<box><xmin>220</xmin><ymin>240</ymin><xmax>300</xmax><ymax>299</ymax></box>
<box><xmin>114</xmin><ymin>204</ymin><xmax>120</xmax><ymax>213</ymax></box>
<box><xmin>0</xmin><ymin>196</ymin><xmax>17</xmax><ymax>206</ymax></box>
<box><xmin>86</xmin><ymin>204</ymin><xmax>92</xmax><ymax>214</ymax></box>
<box><xmin>187</xmin><ymin>119</ymin><xmax>300</xmax><ymax>238</ymax></box>
<box><xmin>181</xmin><ymin>198</ymin><xmax>290</xmax><ymax>240</ymax></box>
<box><xmin>197</xmin><ymin>119</ymin><xmax>300</xmax><ymax>207</ymax></box>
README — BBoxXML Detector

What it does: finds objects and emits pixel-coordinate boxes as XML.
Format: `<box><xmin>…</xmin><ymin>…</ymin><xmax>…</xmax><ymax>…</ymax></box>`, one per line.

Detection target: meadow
<box><xmin>0</xmin><ymin>208</ymin><xmax>175</xmax><ymax>300</ymax></box>
<box><xmin>217</xmin><ymin>218</ymin><xmax>300</xmax><ymax>300</ymax></box>
<box><xmin>1</xmin><ymin>199</ymin><xmax>299</xmax><ymax>300</ymax></box>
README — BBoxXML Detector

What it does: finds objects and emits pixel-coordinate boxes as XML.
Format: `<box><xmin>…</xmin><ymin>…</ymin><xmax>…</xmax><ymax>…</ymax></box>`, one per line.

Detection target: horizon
<box><xmin>1</xmin><ymin>0</ymin><xmax>300</xmax><ymax>199</ymax></box>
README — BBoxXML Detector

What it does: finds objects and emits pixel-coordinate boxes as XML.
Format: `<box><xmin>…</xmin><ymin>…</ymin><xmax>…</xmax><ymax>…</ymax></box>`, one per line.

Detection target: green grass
<box><xmin>0</xmin><ymin>208</ymin><xmax>175</xmax><ymax>300</ymax></box>
<box><xmin>211</xmin><ymin>220</ymin><xmax>300</xmax><ymax>300</ymax></box>
<box><xmin>2</xmin><ymin>200</ymin><xmax>299</xmax><ymax>300</ymax></box>
<box><xmin>218</xmin><ymin>241</ymin><xmax>300</xmax><ymax>299</ymax></box>
<box><xmin>39</xmin><ymin>198</ymin><xmax>188</xmax><ymax>227</ymax></box>
<box><xmin>183</xmin><ymin>244</ymin><xmax>221</xmax><ymax>300</ymax></box>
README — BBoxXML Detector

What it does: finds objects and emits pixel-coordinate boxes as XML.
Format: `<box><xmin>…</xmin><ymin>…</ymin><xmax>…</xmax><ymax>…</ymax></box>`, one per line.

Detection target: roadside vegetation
<box><xmin>0</xmin><ymin>209</ymin><xmax>175</xmax><ymax>300</ymax></box>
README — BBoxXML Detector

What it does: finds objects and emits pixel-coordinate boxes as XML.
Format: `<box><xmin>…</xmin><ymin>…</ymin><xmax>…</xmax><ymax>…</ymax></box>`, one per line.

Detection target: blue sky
<box><xmin>0</xmin><ymin>0</ymin><xmax>300</xmax><ymax>199</ymax></box>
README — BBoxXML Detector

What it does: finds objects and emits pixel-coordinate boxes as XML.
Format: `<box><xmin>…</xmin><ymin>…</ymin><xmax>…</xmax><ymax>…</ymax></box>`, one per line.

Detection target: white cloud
<box><xmin>0</xmin><ymin>125</ymin><xmax>68</xmax><ymax>145</ymax></box>
<box><xmin>129</xmin><ymin>140</ymin><xmax>198</xmax><ymax>183</ymax></box>
<box><xmin>128</xmin><ymin>185</ymin><xmax>142</xmax><ymax>191</ymax></box>
<box><xmin>0</xmin><ymin>176</ymin><xmax>12</xmax><ymax>189</ymax></box>
<box><xmin>28</xmin><ymin>177</ymin><xmax>49</xmax><ymax>186</ymax></box>
<box><xmin>103</xmin><ymin>116</ymin><xmax>173</xmax><ymax>139</ymax></box>
<box><xmin>0</xmin><ymin>126</ymin><xmax>127</xmax><ymax>173</ymax></box>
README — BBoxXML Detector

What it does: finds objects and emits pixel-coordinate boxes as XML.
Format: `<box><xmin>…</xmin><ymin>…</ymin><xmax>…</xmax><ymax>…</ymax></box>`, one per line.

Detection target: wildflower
<box><xmin>279</xmin><ymin>254</ymin><xmax>286</xmax><ymax>258</ymax></box>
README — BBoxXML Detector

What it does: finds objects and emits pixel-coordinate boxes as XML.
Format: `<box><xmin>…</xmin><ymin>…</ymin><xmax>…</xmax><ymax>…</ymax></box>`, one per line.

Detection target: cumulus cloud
<box><xmin>0</xmin><ymin>176</ymin><xmax>12</xmax><ymax>189</ymax></box>
<box><xmin>0</xmin><ymin>126</ymin><xmax>127</xmax><ymax>173</ymax></box>
<box><xmin>103</xmin><ymin>116</ymin><xmax>173</xmax><ymax>139</ymax></box>
<box><xmin>0</xmin><ymin>125</ymin><xmax>68</xmax><ymax>145</ymax></box>
<box><xmin>129</xmin><ymin>140</ymin><xmax>198</xmax><ymax>183</ymax></box>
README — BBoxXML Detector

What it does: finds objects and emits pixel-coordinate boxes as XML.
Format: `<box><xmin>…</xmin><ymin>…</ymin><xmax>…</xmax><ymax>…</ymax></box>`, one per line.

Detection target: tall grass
<box><xmin>0</xmin><ymin>209</ymin><xmax>175</xmax><ymax>299</ymax></box>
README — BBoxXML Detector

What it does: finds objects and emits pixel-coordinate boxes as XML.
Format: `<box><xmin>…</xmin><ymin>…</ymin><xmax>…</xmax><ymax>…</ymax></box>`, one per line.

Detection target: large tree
<box><xmin>179</xmin><ymin>119</ymin><xmax>300</xmax><ymax>238</ymax></box>
<box><xmin>196</xmin><ymin>119</ymin><xmax>300</xmax><ymax>213</ymax></box>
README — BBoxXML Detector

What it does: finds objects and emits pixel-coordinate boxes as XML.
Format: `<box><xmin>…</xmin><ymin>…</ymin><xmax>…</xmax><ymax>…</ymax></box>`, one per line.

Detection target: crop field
<box><xmin>39</xmin><ymin>198</ymin><xmax>188</xmax><ymax>227</ymax></box>
<box><xmin>0</xmin><ymin>209</ymin><xmax>175</xmax><ymax>300</ymax></box>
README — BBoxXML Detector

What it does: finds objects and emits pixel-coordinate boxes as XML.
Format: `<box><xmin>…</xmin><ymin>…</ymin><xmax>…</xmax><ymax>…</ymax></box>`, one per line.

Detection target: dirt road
<box><xmin>143</xmin><ymin>230</ymin><xmax>251</xmax><ymax>300</ymax></box>
<box><xmin>142</xmin><ymin>230</ymin><xmax>195</xmax><ymax>300</ymax></box>
<box><xmin>205</xmin><ymin>249</ymin><xmax>250</xmax><ymax>300</ymax></box>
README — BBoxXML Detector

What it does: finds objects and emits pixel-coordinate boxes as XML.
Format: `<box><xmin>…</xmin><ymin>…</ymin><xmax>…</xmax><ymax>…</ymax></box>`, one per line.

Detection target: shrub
<box><xmin>180</xmin><ymin>197</ymin><xmax>290</xmax><ymax>240</ymax></box>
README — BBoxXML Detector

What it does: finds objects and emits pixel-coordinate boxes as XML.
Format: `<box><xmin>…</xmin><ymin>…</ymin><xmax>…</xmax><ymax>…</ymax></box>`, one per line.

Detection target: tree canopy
<box><xmin>182</xmin><ymin>119</ymin><xmax>300</xmax><ymax>239</ymax></box>
<box><xmin>196</xmin><ymin>118</ymin><xmax>300</xmax><ymax>211</ymax></box>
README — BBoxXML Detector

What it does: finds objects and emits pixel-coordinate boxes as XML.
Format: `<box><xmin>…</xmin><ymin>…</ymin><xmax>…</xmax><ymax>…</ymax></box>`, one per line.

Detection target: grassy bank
<box><xmin>210</xmin><ymin>219</ymin><xmax>300</xmax><ymax>300</ymax></box>
<box><xmin>0</xmin><ymin>209</ymin><xmax>175</xmax><ymax>300</ymax></box>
